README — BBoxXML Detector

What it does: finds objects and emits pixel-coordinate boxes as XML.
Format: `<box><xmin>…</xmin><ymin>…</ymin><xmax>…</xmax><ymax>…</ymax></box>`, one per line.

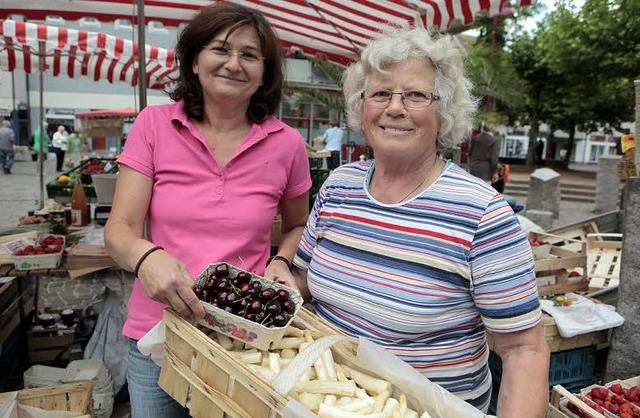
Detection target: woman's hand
<box><xmin>263</xmin><ymin>260</ymin><xmax>294</xmax><ymax>286</ymax></box>
<box><xmin>136</xmin><ymin>249</ymin><xmax>205</xmax><ymax>320</ymax></box>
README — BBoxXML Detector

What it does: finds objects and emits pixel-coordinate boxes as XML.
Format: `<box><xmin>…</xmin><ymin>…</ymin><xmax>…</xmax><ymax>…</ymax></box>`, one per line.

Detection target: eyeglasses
<box><xmin>205</xmin><ymin>45</ymin><xmax>265</xmax><ymax>64</ymax></box>
<box><xmin>361</xmin><ymin>89</ymin><xmax>441</xmax><ymax>109</ymax></box>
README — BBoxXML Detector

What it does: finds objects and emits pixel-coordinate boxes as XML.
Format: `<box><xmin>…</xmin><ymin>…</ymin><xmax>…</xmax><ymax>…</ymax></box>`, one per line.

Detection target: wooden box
<box><xmin>535</xmin><ymin>245</ymin><xmax>589</xmax><ymax>297</ymax></box>
<box><xmin>159</xmin><ymin>308</ymin><xmax>474</xmax><ymax>418</ymax></box>
<box><xmin>0</xmin><ymin>381</ymin><xmax>93</xmax><ymax>417</ymax></box>
<box><xmin>586</xmin><ymin>233</ymin><xmax>623</xmax><ymax>292</ymax></box>
<box><xmin>28</xmin><ymin>325</ymin><xmax>77</xmax><ymax>364</ymax></box>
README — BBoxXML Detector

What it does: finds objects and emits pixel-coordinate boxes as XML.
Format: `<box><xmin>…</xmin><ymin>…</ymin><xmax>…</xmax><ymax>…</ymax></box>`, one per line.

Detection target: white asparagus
<box><xmin>297</xmin><ymin>392</ymin><xmax>325</xmax><ymax>412</ymax></box>
<box><xmin>231</xmin><ymin>351</ymin><xmax>262</xmax><ymax>364</ymax></box>
<box><xmin>419</xmin><ymin>411</ymin><xmax>434</xmax><ymax>418</ymax></box>
<box><xmin>335</xmin><ymin>397</ymin><xmax>374</xmax><ymax>412</ymax></box>
<box><xmin>295</xmin><ymin>380</ymin><xmax>356</xmax><ymax>397</ymax></box>
<box><xmin>280</xmin><ymin>348</ymin><xmax>297</xmax><ymax>359</ymax></box>
<box><xmin>272</xmin><ymin>337</ymin><xmax>306</xmax><ymax>350</ymax></box>
<box><xmin>285</xmin><ymin>325</ymin><xmax>305</xmax><ymax>337</ymax></box>
<box><xmin>404</xmin><ymin>409</ymin><xmax>418</xmax><ymax>418</ymax></box>
<box><xmin>313</xmin><ymin>356</ymin><xmax>329</xmax><ymax>381</ymax></box>
<box><xmin>323</xmin><ymin>395</ymin><xmax>337</xmax><ymax>406</ymax></box>
<box><xmin>399</xmin><ymin>394</ymin><xmax>407</xmax><ymax>417</ymax></box>
<box><xmin>215</xmin><ymin>333</ymin><xmax>235</xmax><ymax>351</ymax></box>
<box><xmin>318</xmin><ymin>403</ymin><xmax>384</xmax><ymax>418</ymax></box>
<box><xmin>372</xmin><ymin>391</ymin><xmax>390</xmax><ymax>414</ymax></box>
<box><xmin>268</xmin><ymin>352</ymin><xmax>281</xmax><ymax>374</ymax></box>
<box><xmin>321</xmin><ymin>349</ymin><xmax>338</xmax><ymax>381</ymax></box>
<box><xmin>383</xmin><ymin>398</ymin><xmax>400</xmax><ymax>418</ymax></box>
<box><xmin>231</xmin><ymin>338</ymin><xmax>245</xmax><ymax>350</ymax></box>
<box><xmin>339</xmin><ymin>365</ymin><xmax>392</xmax><ymax>395</ymax></box>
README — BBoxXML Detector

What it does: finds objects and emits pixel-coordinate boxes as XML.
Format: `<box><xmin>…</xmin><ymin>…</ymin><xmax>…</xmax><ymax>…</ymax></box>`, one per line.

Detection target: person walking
<box><xmin>321</xmin><ymin>120</ymin><xmax>343</xmax><ymax>170</ymax></box>
<box><xmin>52</xmin><ymin>125</ymin><xmax>69</xmax><ymax>172</ymax></box>
<box><xmin>33</xmin><ymin>122</ymin><xmax>50</xmax><ymax>161</ymax></box>
<box><xmin>0</xmin><ymin>120</ymin><xmax>15</xmax><ymax>174</ymax></box>
<box><xmin>468</xmin><ymin>126</ymin><xmax>500</xmax><ymax>185</ymax></box>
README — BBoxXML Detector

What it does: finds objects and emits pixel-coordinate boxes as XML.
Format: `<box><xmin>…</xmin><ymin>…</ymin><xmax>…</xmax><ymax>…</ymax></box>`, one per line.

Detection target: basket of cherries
<box><xmin>193</xmin><ymin>262</ymin><xmax>303</xmax><ymax>350</ymax></box>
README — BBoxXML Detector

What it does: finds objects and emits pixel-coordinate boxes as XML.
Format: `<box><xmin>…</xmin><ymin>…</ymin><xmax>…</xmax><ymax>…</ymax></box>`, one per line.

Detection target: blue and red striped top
<box><xmin>294</xmin><ymin>160</ymin><xmax>541</xmax><ymax>411</ymax></box>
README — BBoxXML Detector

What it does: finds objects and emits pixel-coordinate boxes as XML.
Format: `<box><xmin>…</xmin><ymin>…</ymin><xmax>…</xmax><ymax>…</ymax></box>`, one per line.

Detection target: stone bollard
<box><xmin>524</xmin><ymin>209</ymin><xmax>554</xmax><ymax>231</ymax></box>
<box><xmin>595</xmin><ymin>155</ymin><xmax>622</xmax><ymax>213</ymax></box>
<box><xmin>526</xmin><ymin>168</ymin><xmax>561</xmax><ymax>219</ymax></box>
<box><xmin>605</xmin><ymin>176</ymin><xmax>640</xmax><ymax>381</ymax></box>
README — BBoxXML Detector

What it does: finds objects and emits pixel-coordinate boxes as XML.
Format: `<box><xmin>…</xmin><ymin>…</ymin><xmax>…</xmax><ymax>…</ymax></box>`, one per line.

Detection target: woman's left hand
<box><xmin>263</xmin><ymin>260</ymin><xmax>294</xmax><ymax>286</ymax></box>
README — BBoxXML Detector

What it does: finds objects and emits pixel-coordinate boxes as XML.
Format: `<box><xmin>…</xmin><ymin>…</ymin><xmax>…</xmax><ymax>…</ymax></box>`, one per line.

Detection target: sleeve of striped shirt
<box><xmin>469</xmin><ymin>195</ymin><xmax>542</xmax><ymax>333</ymax></box>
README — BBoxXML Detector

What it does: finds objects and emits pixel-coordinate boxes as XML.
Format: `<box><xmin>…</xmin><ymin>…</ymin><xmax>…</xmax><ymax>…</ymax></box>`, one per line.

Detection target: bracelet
<box><xmin>267</xmin><ymin>255</ymin><xmax>292</xmax><ymax>271</ymax></box>
<box><xmin>134</xmin><ymin>245</ymin><xmax>164</xmax><ymax>277</ymax></box>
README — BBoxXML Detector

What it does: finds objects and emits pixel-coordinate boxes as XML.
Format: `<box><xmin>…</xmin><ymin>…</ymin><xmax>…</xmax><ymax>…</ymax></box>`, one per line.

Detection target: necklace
<box><xmin>396</xmin><ymin>155</ymin><xmax>440</xmax><ymax>203</ymax></box>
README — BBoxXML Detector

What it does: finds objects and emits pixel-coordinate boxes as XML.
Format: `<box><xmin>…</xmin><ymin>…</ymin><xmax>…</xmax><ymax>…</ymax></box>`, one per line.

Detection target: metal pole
<box><xmin>38</xmin><ymin>40</ymin><xmax>45</xmax><ymax>209</ymax></box>
<box><xmin>137</xmin><ymin>0</ymin><xmax>147</xmax><ymax>111</ymax></box>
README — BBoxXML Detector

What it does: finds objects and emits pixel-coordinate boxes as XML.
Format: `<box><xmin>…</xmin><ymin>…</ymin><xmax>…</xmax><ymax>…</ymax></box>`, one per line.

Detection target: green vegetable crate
<box><xmin>46</xmin><ymin>158</ymin><xmax>117</xmax><ymax>204</ymax></box>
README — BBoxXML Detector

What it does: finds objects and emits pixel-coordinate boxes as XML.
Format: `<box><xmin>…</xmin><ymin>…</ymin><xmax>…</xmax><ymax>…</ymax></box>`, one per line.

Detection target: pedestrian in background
<box><xmin>468</xmin><ymin>125</ymin><xmax>500</xmax><ymax>184</ymax></box>
<box><xmin>33</xmin><ymin>121</ymin><xmax>50</xmax><ymax>162</ymax></box>
<box><xmin>320</xmin><ymin>120</ymin><xmax>344</xmax><ymax>170</ymax></box>
<box><xmin>0</xmin><ymin>119</ymin><xmax>15</xmax><ymax>175</ymax></box>
<box><xmin>52</xmin><ymin>125</ymin><xmax>69</xmax><ymax>172</ymax></box>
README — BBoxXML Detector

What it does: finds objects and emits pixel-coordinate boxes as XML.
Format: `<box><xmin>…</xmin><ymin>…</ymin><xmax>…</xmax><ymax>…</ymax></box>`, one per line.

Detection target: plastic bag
<box><xmin>540</xmin><ymin>292</ymin><xmax>625</xmax><ymax>338</ymax></box>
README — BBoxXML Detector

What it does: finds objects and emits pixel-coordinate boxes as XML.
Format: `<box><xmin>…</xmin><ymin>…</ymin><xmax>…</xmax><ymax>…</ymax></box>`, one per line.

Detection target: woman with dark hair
<box><xmin>104</xmin><ymin>3</ymin><xmax>311</xmax><ymax>417</ymax></box>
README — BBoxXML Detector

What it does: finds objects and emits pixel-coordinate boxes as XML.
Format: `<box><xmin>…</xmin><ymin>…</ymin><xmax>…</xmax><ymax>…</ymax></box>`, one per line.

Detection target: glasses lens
<box><xmin>363</xmin><ymin>90</ymin><xmax>437</xmax><ymax>108</ymax></box>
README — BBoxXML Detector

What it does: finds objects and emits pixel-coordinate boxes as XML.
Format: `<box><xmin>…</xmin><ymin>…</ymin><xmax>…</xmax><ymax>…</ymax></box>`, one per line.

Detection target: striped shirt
<box><xmin>294</xmin><ymin>160</ymin><xmax>541</xmax><ymax>411</ymax></box>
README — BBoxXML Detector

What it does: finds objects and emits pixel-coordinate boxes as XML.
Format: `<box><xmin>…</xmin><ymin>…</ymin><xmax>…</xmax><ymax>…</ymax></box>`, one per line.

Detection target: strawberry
<box><xmin>43</xmin><ymin>235</ymin><xmax>55</xmax><ymax>245</ymax></box>
<box><xmin>53</xmin><ymin>237</ymin><xmax>64</xmax><ymax>246</ymax></box>
<box><xmin>614</xmin><ymin>394</ymin><xmax>625</xmax><ymax>404</ymax></box>
<box><xmin>591</xmin><ymin>387</ymin><xmax>609</xmax><ymax>400</ymax></box>
<box><xmin>611</xmin><ymin>383</ymin><xmax>625</xmax><ymax>395</ymax></box>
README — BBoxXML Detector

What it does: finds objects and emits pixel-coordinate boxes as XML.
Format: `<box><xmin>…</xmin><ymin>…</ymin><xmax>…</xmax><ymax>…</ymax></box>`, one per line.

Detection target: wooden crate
<box><xmin>535</xmin><ymin>246</ymin><xmax>589</xmax><ymax>297</ymax></box>
<box><xmin>586</xmin><ymin>233</ymin><xmax>623</xmax><ymax>292</ymax></box>
<box><xmin>160</xmin><ymin>308</ymin><xmax>467</xmax><ymax>418</ymax></box>
<box><xmin>0</xmin><ymin>381</ymin><xmax>93</xmax><ymax>417</ymax></box>
<box><xmin>27</xmin><ymin>325</ymin><xmax>76</xmax><ymax>364</ymax></box>
<box><xmin>0</xmin><ymin>279</ymin><xmax>20</xmax><ymax>348</ymax></box>
<box><xmin>548</xmin><ymin>221</ymin><xmax>601</xmax><ymax>248</ymax></box>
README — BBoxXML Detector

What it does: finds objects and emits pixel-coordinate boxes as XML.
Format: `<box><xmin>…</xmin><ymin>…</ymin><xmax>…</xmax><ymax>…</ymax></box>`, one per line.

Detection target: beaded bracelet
<box><xmin>134</xmin><ymin>245</ymin><xmax>164</xmax><ymax>277</ymax></box>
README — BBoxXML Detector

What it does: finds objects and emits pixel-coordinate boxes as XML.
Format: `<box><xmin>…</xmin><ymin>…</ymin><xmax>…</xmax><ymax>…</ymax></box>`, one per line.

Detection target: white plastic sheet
<box><xmin>540</xmin><ymin>292</ymin><xmax>625</xmax><ymax>337</ymax></box>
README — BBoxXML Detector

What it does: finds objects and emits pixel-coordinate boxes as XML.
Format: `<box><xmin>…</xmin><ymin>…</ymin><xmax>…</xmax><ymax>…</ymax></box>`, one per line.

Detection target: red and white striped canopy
<box><xmin>0</xmin><ymin>0</ymin><xmax>535</xmax><ymax>66</ymax></box>
<box><xmin>0</xmin><ymin>19</ymin><xmax>178</xmax><ymax>90</ymax></box>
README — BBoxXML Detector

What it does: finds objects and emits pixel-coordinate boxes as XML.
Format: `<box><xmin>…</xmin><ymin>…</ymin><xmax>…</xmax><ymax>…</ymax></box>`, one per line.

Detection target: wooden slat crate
<box><xmin>27</xmin><ymin>325</ymin><xmax>77</xmax><ymax>364</ymax></box>
<box><xmin>0</xmin><ymin>279</ymin><xmax>20</xmax><ymax>348</ymax></box>
<box><xmin>160</xmin><ymin>308</ymin><xmax>466</xmax><ymax>418</ymax></box>
<box><xmin>535</xmin><ymin>246</ymin><xmax>589</xmax><ymax>297</ymax></box>
<box><xmin>0</xmin><ymin>381</ymin><xmax>94</xmax><ymax>417</ymax></box>
<box><xmin>548</xmin><ymin>221</ymin><xmax>601</xmax><ymax>249</ymax></box>
<box><xmin>586</xmin><ymin>233</ymin><xmax>623</xmax><ymax>292</ymax></box>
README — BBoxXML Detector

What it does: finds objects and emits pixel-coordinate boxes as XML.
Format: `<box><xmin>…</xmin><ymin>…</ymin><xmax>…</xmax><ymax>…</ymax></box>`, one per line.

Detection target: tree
<box><xmin>537</xmin><ymin>0</ymin><xmax>639</xmax><ymax>168</ymax></box>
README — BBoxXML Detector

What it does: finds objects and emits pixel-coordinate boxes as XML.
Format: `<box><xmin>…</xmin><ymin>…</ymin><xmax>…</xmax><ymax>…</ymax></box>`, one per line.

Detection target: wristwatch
<box><xmin>267</xmin><ymin>255</ymin><xmax>292</xmax><ymax>270</ymax></box>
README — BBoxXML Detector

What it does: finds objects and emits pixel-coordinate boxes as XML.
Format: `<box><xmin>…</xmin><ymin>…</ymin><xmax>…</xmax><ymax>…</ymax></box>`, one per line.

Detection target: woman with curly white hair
<box><xmin>284</xmin><ymin>28</ymin><xmax>550</xmax><ymax>417</ymax></box>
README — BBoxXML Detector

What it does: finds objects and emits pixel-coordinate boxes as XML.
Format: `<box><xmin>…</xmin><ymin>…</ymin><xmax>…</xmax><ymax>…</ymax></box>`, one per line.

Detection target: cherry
<box><xmin>236</xmin><ymin>271</ymin><xmax>252</xmax><ymax>284</ymax></box>
<box><xmin>260</xmin><ymin>288</ymin><xmax>276</xmax><ymax>302</ymax></box>
<box><xmin>214</xmin><ymin>263</ymin><xmax>229</xmax><ymax>278</ymax></box>
<box><xmin>215</xmin><ymin>291</ymin><xmax>228</xmax><ymax>306</ymax></box>
<box><xmin>249</xmin><ymin>299</ymin><xmax>263</xmax><ymax>313</ymax></box>
<box><xmin>265</xmin><ymin>300</ymin><xmax>281</xmax><ymax>315</ymax></box>
<box><xmin>282</xmin><ymin>299</ymin><xmax>296</xmax><ymax>314</ymax></box>
<box><xmin>277</xmin><ymin>289</ymin><xmax>290</xmax><ymax>301</ymax></box>
<box><xmin>272</xmin><ymin>313</ymin><xmax>289</xmax><ymax>327</ymax></box>
<box><xmin>194</xmin><ymin>285</ymin><xmax>205</xmax><ymax>299</ymax></box>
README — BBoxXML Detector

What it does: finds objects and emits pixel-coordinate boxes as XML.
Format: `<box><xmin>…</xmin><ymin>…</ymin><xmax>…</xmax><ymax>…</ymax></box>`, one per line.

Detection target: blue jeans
<box><xmin>0</xmin><ymin>149</ymin><xmax>14</xmax><ymax>174</ymax></box>
<box><xmin>127</xmin><ymin>338</ymin><xmax>190</xmax><ymax>418</ymax></box>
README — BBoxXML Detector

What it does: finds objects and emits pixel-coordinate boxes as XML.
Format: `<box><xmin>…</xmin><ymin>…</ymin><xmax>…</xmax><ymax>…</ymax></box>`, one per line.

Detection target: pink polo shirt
<box><xmin>118</xmin><ymin>101</ymin><xmax>311</xmax><ymax>340</ymax></box>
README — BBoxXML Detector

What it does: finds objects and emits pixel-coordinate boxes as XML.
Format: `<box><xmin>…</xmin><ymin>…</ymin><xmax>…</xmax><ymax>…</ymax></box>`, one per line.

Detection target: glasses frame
<box><xmin>361</xmin><ymin>89</ymin><xmax>441</xmax><ymax>109</ymax></box>
<box><xmin>204</xmin><ymin>45</ymin><xmax>265</xmax><ymax>64</ymax></box>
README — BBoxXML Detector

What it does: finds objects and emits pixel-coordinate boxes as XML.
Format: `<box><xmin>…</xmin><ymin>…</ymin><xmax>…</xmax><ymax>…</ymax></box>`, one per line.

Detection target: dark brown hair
<box><xmin>169</xmin><ymin>3</ymin><xmax>283</xmax><ymax>123</ymax></box>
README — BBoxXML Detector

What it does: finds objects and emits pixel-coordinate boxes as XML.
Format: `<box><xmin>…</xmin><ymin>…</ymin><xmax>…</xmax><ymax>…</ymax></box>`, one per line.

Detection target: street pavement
<box><xmin>0</xmin><ymin>154</ymin><xmax>62</xmax><ymax>232</ymax></box>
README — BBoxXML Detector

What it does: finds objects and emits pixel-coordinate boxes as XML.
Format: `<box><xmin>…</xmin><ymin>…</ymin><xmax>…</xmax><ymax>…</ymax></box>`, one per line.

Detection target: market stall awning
<box><xmin>75</xmin><ymin>107</ymin><xmax>138</xmax><ymax>137</ymax></box>
<box><xmin>0</xmin><ymin>0</ymin><xmax>535</xmax><ymax>65</ymax></box>
<box><xmin>0</xmin><ymin>19</ymin><xmax>178</xmax><ymax>89</ymax></box>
